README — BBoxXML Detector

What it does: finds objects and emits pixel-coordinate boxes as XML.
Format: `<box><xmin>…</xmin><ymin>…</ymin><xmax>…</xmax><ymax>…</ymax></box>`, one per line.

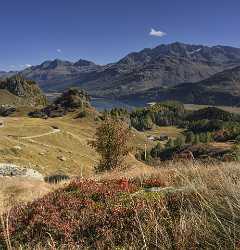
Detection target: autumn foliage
<box><xmin>89</xmin><ymin>118</ymin><xmax>132</xmax><ymax>172</ymax></box>
<box><xmin>0</xmin><ymin>178</ymin><xmax>167</xmax><ymax>249</ymax></box>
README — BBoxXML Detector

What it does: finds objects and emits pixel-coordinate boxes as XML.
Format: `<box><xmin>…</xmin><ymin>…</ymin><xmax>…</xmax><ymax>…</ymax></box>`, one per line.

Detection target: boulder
<box><xmin>0</xmin><ymin>105</ymin><xmax>16</xmax><ymax>116</ymax></box>
<box><xmin>0</xmin><ymin>163</ymin><xmax>43</xmax><ymax>180</ymax></box>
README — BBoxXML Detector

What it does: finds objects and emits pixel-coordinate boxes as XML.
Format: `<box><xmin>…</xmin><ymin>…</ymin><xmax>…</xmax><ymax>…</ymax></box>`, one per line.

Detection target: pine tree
<box><xmin>151</xmin><ymin>143</ymin><xmax>163</xmax><ymax>158</ymax></box>
<box><xmin>166</xmin><ymin>138</ymin><xmax>174</xmax><ymax>148</ymax></box>
<box><xmin>206</xmin><ymin>132</ymin><xmax>212</xmax><ymax>143</ymax></box>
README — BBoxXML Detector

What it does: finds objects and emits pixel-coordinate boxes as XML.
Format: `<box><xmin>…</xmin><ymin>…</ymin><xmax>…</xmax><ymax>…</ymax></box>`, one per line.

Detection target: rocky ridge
<box><xmin>0</xmin><ymin>75</ymin><xmax>47</xmax><ymax>107</ymax></box>
<box><xmin>29</xmin><ymin>88</ymin><xmax>91</xmax><ymax>118</ymax></box>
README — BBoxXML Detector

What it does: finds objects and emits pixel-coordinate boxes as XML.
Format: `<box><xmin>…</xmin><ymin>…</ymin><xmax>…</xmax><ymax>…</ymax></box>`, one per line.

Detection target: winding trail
<box><xmin>21</xmin><ymin>128</ymin><xmax>61</xmax><ymax>139</ymax></box>
<box><xmin>4</xmin><ymin>124</ymin><xmax>98</xmax><ymax>164</ymax></box>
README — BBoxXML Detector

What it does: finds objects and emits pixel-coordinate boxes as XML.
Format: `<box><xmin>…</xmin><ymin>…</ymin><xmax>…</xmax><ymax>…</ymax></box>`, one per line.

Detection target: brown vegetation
<box><xmin>1</xmin><ymin>161</ymin><xmax>240</xmax><ymax>249</ymax></box>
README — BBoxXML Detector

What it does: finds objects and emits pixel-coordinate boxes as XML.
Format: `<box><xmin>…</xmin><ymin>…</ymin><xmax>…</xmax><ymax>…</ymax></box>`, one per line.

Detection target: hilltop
<box><xmin>0</xmin><ymin>75</ymin><xmax>47</xmax><ymax>107</ymax></box>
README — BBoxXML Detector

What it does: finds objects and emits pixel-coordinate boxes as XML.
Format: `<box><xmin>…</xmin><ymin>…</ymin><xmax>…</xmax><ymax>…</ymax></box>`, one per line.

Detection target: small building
<box><xmin>147</xmin><ymin>135</ymin><xmax>156</xmax><ymax>141</ymax></box>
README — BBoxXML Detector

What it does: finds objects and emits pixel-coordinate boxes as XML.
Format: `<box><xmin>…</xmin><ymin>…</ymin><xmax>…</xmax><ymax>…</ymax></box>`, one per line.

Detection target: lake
<box><xmin>91</xmin><ymin>98</ymin><xmax>135</xmax><ymax>111</ymax></box>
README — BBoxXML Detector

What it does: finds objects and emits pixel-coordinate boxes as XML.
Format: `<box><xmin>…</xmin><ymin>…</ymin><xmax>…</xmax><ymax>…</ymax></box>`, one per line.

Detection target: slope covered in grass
<box><xmin>0</xmin><ymin>111</ymin><xmax>151</xmax><ymax>177</ymax></box>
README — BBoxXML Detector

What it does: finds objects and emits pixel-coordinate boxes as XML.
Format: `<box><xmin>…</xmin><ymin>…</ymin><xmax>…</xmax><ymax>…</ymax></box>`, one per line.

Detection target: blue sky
<box><xmin>1</xmin><ymin>0</ymin><xmax>240</xmax><ymax>70</ymax></box>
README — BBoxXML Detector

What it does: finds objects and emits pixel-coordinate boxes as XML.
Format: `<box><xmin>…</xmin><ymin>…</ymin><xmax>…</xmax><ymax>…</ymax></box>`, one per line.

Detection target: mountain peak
<box><xmin>17</xmin><ymin>42</ymin><xmax>240</xmax><ymax>99</ymax></box>
<box><xmin>38</xmin><ymin>59</ymin><xmax>72</xmax><ymax>70</ymax></box>
<box><xmin>74</xmin><ymin>59</ymin><xmax>96</xmax><ymax>67</ymax></box>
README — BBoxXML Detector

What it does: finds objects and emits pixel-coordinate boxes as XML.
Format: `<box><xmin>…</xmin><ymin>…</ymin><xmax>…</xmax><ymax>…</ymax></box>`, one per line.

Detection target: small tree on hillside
<box><xmin>89</xmin><ymin>117</ymin><xmax>132</xmax><ymax>172</ymax></box>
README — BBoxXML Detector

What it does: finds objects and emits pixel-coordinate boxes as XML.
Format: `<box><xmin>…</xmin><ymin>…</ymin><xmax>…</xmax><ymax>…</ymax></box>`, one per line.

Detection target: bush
<box><xmin>44</xmin><ymin>174</ymin><xmax>70</xmax><ymax>184</ymax></box>
<box><xmin>3</xmin><ymin>171</ymin><xmax>240</xmax><ymax>249</ymax></box>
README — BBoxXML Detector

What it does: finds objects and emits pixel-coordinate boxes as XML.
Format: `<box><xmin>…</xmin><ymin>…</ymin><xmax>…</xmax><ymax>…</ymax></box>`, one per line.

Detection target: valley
<box><xmin>2</xmin><ymin>0</ymin><xmax>240</xmax><ymax>248</ymax></box>
<box><xmin>1</xmin><ymin>76</ymin><xmax>240</xmax><ymax>248</ymax></box>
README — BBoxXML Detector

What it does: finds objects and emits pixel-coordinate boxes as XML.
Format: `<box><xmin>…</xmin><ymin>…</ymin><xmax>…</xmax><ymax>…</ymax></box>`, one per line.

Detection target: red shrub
<box><xmin>0</xmin><ymin>179</ymin><xmax>142</xmax><ymax>248</ymax></box>
<box><xmin>0</xmin><ymin>178</ymin><xmax>199</xmax><ymax>249</ymax></box>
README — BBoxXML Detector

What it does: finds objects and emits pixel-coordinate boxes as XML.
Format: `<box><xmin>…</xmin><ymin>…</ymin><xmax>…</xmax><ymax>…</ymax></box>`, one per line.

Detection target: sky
<box><xmin>1</xmin><ymin>0</ymin><xmax>240</xmax><ymax>71</ymax></box>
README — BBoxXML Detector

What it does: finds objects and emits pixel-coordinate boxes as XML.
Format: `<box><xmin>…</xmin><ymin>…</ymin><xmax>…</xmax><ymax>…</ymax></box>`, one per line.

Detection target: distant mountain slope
<box><xmin>21</xmin><ymin>59</ymin><xmax>104</xmax><ymax>92</ymax></box>
<box><xmin>0</xmin><ymin>71</ymin><xmax>17</xmax><ymax>79</ymax></box>
<box><xmin>120</xmin><ymin>66</ymin><xmax>240</xmax><ymax>106</ymax></box>
<box><xmin>0</xmin><ymin>75</ymin><xmax>47</xmax><ymax>106</ymax></box>
<box><xmin>16</xmin><ymin>42</ymin><xmax>240</xmax><ymax>97</ymax></box>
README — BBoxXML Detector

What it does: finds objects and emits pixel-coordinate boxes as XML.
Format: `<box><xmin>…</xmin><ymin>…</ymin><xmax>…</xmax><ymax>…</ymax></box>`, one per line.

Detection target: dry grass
<box><xmin>0</xmin><ymin>177</ymin><xmax>57</xmax><ymax>214</ymax></box>
<box><xmin>142</xmin><ymin>126</ymin><xmax>183</xmax><ymax>138</ymax></box>
<box><xmin>2</xmin><ymin>161</ymin><xmax>240</xmax><ymax>248</ymax></box>
<box><xmin>96</xmin><ymin>161</ymin><xmax>240</xmax><ymax>249</ymax></box>
<box><xmin>1</xmin><ymin>161</ymin><xmax>240</xmax><ymax>248</ymax></box>
<box><xmin>1</xmin><ymin>111</ymin><xmax>240</xmax><ymax>248</ymax></box>
<box><xmin>0</xmin><ymin>113</ymin><xmax>151</xmax><ymax>178</ymax></box>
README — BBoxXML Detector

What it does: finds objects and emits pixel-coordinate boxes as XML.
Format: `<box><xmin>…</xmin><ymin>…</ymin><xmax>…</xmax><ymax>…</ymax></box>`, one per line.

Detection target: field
<box><xmin>185</xmin><ymin>103</ymin><xmax>240</xmax><ymax>114</ymax></box>
<box><xmin>142</xmin><ymin>126</ymin><xmax>183</xmax><ymax>138</ymax></box>
<box><xmin>0</xmin><ymin>111</ymin><xmax>191</xmax><ymax>215</ymax></box>
<box><xmin>0</xmin><ymin>111</ymin><xmax>152</xmax><ymax>177</ymax></box>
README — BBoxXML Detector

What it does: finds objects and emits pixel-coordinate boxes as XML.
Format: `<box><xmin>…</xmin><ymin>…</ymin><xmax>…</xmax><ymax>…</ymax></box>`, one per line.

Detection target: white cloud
<box><xmin>57</xmin><ymin>48</ymin><xmax>62</xmax><ymax>53</ymax></box>
<box><xmin>149</xmin><ymin>28</ymin><xmax>166</xmax><ymax>37</ymax></box>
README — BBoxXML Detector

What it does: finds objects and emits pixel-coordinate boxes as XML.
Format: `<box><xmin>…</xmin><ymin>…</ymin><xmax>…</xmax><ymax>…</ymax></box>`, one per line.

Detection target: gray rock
<box><xmin>0</xmin><ymin>163</ymin><xmax>43</xmax><ymax>180</ymax></box>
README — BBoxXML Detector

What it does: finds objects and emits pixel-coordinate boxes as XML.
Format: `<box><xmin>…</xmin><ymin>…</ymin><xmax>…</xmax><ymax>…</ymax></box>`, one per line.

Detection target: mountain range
<box><xmin>120</xmin><ymin>66</ymin><xmax>240</xmax><ymax>106</ymax></box>
<box><xmin>2</xmin><ymin>42</ymin><xmax>240</xmax><ymax>106</ymax></box>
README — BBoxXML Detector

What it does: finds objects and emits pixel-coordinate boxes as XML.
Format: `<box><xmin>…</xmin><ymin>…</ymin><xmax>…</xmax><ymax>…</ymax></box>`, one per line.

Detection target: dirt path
<box><xmin>21</xmin><ymin>128</ymin><xmax>61</xmax><ymax>139</ymax></box>
<box><xmin>66</xmin><ymin>131</ymin><xmax>90</xmax><ymax>145</ymax></box>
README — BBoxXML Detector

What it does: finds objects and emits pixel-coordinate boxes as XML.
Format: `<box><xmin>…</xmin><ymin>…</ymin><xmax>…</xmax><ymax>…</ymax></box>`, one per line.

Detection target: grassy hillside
<box><xmin>0</xmin><ymin>90</ymin><xmax>20</xmax><ymax>105</ymax></box>
<box><xmin>2</xmin><ymin>101</ymin><xmax>240</xmax><ymax>248</ymax></box>
<box><xmin>0</xmin><ymin>111</ymin><xmax>153</xmax><ymax>177</ymax></box>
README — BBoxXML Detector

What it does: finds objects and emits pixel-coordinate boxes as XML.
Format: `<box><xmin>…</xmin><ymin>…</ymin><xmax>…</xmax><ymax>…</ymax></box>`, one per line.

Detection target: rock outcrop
<box><xmin>0</xmin><ymin>75</ymin><xmax>47</xmax><ymax>107</ymax></box>
<box><xmin>0</xmin><ymin>105</ymin><xmax>16</xmax><ymax>116</ymax></box>
<box><xmin>29</xmin><ymin>88</ymin><xmax>91</xmax><ymax>118</ymax></box>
